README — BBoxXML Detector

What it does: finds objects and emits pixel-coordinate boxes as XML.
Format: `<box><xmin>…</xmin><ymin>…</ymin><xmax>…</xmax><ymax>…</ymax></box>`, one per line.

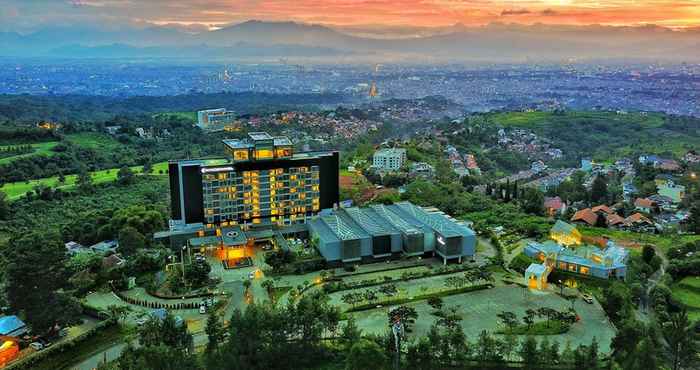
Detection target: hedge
<box><xmin>346</xmin><ymin>283</ymin><xmax>493</xmax><ymax>313</ymax></box>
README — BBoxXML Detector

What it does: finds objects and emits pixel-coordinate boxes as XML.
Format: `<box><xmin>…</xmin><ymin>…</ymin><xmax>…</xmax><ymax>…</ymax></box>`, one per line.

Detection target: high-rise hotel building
<box><xmin>168</xmin><ymin>132</ymin><xmax>339</xmax><ymax>229</ymax></box>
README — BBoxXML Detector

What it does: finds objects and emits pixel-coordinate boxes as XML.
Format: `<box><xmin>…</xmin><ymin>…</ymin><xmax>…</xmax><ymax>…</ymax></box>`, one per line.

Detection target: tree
<box><xmin>519</xmin><ymin>336</ymin><xmax>539</xmax><ymax>369</ymax></box>
<box><xmin>117</xmin><ymin>166</ymin><xmax>135</xmax><ymax>185</ymax></box>
<box><xmin>118</xmin><ymin>226</ymin><xmax>146</xmax><ymax>256</ymax></box>
<box><xmin>346</xmin><ymin>339</ymin><xmax>388</xmax><ymax>370</ymax></box>
<box><xmin>427</xmin><ymin>297</ymin><xmax>443</xmax><ymax>311</ymax></box>
<box><xmin>523</xmin><ymin>309</ymin><xmax>536</xmax><ymax>330</ymax></box>
<box><xmin>0</xmin><ymin>191</ymin><xmax>8</xmax><ymax>220</ymax></box>
<box><xmin>261</xmin><ymin>279</ymin><xmax>275</xmax><ymax>299</ymax></box>
<box><xmin>342</xmin><ymin>316</ymin><xmax>362</xmax><ymax>347</ymax></box>
<box><xmin>501</xmin><ymin>332</ymin><xmax>518</xmax><ymax>362</ymax></box>
<box><xmin>497</xmin><ymin>311</ymin><xmax>518</xmax><ymax>332</ymax></box>
<box><xmin>185</xmin><ymin>260</ymin><xmax>211</xmax><ymax>288</ymax></box>
<box><xmin>388</xmin><ymin>305</ymin><xmax>418</xmax><ymax>333</ymax></box>
<box><xmin>591</xmin><ymin>176</ymin><xmax>608</xmax><ymax>204</ymax></box>
<box><xmin>475</xmin><ymin>330</ymin><xmax>501</xmax><ymax>362</ymax></box>
<box><xmin>642</xmin><ymin>245</ymin><xmax>656</xmax><ymax>265</ymax></box>
<box><xmin>587</xmin><ymin>337</ymin><xmax>599</xmax><ymax>369</ymax></box>
<box><xmin>663</xmin><ymin>309</ymin><xmax>698</xmax><ymax>370</ymax></box>
<box><xmin>76</xmin><ymin>167</ymin><xmax>93</xmax><ymax>192</ymax></box>
<box><xmin>205</xmin><ymin>313</ymin><xmax>224</xmax><ymax>355</ymax></box>
<box><xmin>5</xmin><ymin>232</ymin><xmax>81</xmax><ymax>334</ymax></box>
<box><xmin>521</xmin><ymin>188</ymin><xmax>544</xmax><ymax>215</ymax></box>
<box><xmin>143</xmin><ymin>160</ymin><xmax>153</xmax><ymax>174</ymax></box>
<box><xmin>107</xmin><ymin>304</ymin><xmax>130</xmax><ymax>323</ymax></box>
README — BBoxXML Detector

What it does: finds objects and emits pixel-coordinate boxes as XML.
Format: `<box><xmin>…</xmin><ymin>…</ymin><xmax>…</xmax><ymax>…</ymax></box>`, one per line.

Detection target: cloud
<box><xmin>501</xmin><ymin>9</ymin><xmax>531</xmax><ymax>16</ymax></box>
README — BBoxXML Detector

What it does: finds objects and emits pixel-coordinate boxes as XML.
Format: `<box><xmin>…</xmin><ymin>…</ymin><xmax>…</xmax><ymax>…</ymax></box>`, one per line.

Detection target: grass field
<box><xmin>671</xmin><ymin>276</ymin><xmax>700</xmax><ymax>321</ymax></box>
<box><xmin>487</xmin><ymin>110</ymin><xmax>696</xmax><ymax>160</ymax></box>
<box><xmin>490</xmin><ymin>111</ymin><xmax>665</xmax><ymax>129</ymax></box>
<box><xmin>0</xmin><ymin>141</ymin><xmax>59</xmax><ymax>164</ymax></box>
<box><xmin>66</xmin><ymin>132</ymin><xmax>124</xmax><ymax>151</ymax></box>
<box><xmin>0</xmin><ymin>161</ymin><xmax>168</xmax><ymax>200</ymax></box>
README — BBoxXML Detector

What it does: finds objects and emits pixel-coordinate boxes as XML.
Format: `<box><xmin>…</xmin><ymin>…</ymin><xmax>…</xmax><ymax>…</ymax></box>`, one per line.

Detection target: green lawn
<box><xmin>0</xmin><ymin>141</ymin><xmax>60</xmax><ymax>164</ymax></box>
<box><xmin>66</xmin><ymin>132</ymin><xmax>124</xmax><ymax>151</ymax></box>
<box><xmin>671</xmin><ymin>276</ymin><xmax>700</xmax><ymax>321</ymax></box>
<box><xmin>490</xmin><ymin>111</ymin><xmax>665</xmax><ymax>129</ymax></box>
<box><xmin>0</xmin><ymin>161</ymin><xmax>168</xmax><ymax>200</ymax></box>
<box><xmin>496</xmin><ymin>320</ymin><xmax>570</xmax><ymax>335</ymax></box>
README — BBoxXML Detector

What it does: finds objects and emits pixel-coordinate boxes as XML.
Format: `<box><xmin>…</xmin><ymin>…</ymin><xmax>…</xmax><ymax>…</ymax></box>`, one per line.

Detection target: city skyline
<box><xmin>3</xmin><ymin>0</ymin><xmax>700</xmax><ymax>33</ymax></box>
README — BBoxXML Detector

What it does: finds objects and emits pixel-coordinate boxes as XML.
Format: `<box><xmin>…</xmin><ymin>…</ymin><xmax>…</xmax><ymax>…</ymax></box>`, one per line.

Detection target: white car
<box><xmin>199</xmin><ymin>305</ymin><xmax>207</xmax><ymax>314</ymax></box>
<box><xmin>29</xmin><ymin>342</ymin><xmax>44</xmax><ymax>351</ymax></box>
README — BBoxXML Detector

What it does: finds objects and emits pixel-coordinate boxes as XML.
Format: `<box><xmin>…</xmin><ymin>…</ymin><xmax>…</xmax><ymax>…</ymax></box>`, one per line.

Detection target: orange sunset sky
<box><xmin>3</xmin><ymin>1</ymin><xmax>700</xmax><ymax>31</ymax></box>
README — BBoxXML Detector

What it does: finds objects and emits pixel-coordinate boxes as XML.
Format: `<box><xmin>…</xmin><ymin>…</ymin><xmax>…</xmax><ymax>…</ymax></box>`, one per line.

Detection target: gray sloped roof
<box><xmin>342</xmin><ymin>207</ymin><xmax>400</xmax><ymax>236</ymax></box>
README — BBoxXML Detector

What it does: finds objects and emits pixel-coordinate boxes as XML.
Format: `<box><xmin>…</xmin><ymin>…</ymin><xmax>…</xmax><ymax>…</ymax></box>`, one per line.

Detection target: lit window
<box><xmin>255</xmin><ymin>149</ymin><xmax>274</xmax><ymax>159</ymax></box>
<box><xmin>234</xmin><ymin>150</ymin><xmax>249</xmax><ymax>161</ymax></box>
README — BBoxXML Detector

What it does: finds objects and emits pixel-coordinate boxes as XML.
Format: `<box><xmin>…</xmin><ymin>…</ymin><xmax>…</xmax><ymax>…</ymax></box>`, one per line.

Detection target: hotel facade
<box><xmin>168</xmin><ymin>132</ymin><xmax>339</xmax><ymax>229</ymax></box>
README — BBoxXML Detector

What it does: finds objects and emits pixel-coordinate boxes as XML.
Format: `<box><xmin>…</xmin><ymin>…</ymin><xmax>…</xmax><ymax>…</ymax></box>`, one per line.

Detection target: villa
<box><xmin>524</xmin><ymin>222</ymin><xmax>629</xmax><ymax>284</ymax></box>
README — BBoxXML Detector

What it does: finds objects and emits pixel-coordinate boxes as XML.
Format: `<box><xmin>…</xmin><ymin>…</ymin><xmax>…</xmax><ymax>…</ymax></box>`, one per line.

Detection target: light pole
<box><xmin>181</xmin><ymin>245</ymin><xmax>187</xmax><ymax>288</ymax></box>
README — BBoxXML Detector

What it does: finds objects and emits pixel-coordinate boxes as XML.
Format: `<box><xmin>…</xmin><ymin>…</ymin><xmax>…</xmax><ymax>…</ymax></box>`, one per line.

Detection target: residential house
<box><xmin>65</xmin><ymin>241</ymin><xmax>87</xmax><ymax>255</ymax></box>
<box><xmin>544</xmin><ymin>196</ymin><xmax>566</xmax><ymax>217</ymax></box>
<box><xmin>658</xmin><ymin>183</ymin><xmax>686</xmax><ymax>203</ymax></box>
<box><xmin>90</xmin><ymin>240</ymin><xmax>119</xmax><ymax>255</ymax></box>
<box><xmin>682</xmin><ymin>151</ymin><xmax>700</xmax><ymax>164</ymax></box>
<box><xmin>409</xmin><ymin>162</ymin><xmax>435</xmax><ymax>179</ymax></box>
<box><xmin>634</xmin><ymin>198</ymin><xmax>657</xmax><ymax>214</ymax></box>
<box><xmin>531</xmin><ymin>160</ymin><xmax>547</xmax><ymax>173</ymax></box>
<box><xmin>571</xmin><ymin>208</ymin><xmax>600</xmax><ymax>227</ymax></box>
<box><xmin>657</xmin><ymin>159</ymin><xmax>682</xmax><ymax>172</ymax></box>
<box><xmin>654</xmin><ymin>174</ymin><xmax>675</xmax><ymax>188</ymax></box>
<box><xmin>606</xmin><ymin>213</ymin><xmax>626</xmax><ymax>228</ymax></box>
<box><xmin>624</xmin><ymin>213</ymin><xmax>655</xmax><ymax>233</ymax></box>
<box><xmin>581</xmin><ymin>158</ymin><xmax>593</xmax><ymax>172</ymax></box>
<box><xmin>591</xmin><ymin>205</ymin><xmax>614</xmax><ymax>216</ymax></box>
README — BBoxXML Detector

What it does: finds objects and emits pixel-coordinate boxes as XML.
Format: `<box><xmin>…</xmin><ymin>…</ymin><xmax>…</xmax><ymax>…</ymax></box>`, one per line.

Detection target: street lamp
<box><xmin>181</xmin><ymin>245</ymin><xmax>188</xmax><ymax>288</ymax></box>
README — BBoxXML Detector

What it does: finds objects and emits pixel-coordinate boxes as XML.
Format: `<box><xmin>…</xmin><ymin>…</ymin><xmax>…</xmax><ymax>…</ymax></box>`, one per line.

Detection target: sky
<box><xmin>2</xmin><ymin>0</ymin><xmax>700</xmax><ymax>32</ymax></box>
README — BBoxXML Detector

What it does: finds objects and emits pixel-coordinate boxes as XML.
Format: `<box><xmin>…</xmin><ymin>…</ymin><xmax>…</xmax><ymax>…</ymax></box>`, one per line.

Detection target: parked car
<box><xmin>248</xmin><ymin>271</ymin><xmax>256</xmax><ymax>280</ymax></box>
<box><xmin>199</xmin><ymin>305</ymin><xmax>207</xmax><ymax>314</ymax></box>
<box><xmin>582</xmin><ymin>294</ymin><xmax>594</xmax><ymax>304</ymax></box>
<box><xmin>29</xmin><ymin>342</ymin><xmax>44</xmax><ymax>351</ymax></box>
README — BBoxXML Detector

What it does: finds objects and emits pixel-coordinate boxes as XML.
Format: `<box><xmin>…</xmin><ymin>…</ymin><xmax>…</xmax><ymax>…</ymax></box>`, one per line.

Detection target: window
<box><xmin>234</xmin><ymin>150</ymin><xmax>249</xmax><ymax>161</ymax></box>
<box><xmin>579</xmin><ymin>266</ymin><xmax>590</xmax><ymax>275</ymax></box>
<box><xmin>255</xmin><ymin>149</ymin><xmax>273</xmax><ymax>160</ymax></box>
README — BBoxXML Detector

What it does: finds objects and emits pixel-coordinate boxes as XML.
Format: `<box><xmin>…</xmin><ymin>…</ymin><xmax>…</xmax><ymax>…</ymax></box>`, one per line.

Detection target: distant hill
<box><xmin>1</xmin><ymin>20</ymin><xmax>699</xmax><ymax>61</ymax></box>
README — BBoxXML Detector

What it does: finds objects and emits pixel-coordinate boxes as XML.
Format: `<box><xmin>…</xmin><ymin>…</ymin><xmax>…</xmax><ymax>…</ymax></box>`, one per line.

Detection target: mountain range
<box><xmin>2</xmin><ymin>20</ymin><xmax>699</xmax><ymax>62</ymax></box>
